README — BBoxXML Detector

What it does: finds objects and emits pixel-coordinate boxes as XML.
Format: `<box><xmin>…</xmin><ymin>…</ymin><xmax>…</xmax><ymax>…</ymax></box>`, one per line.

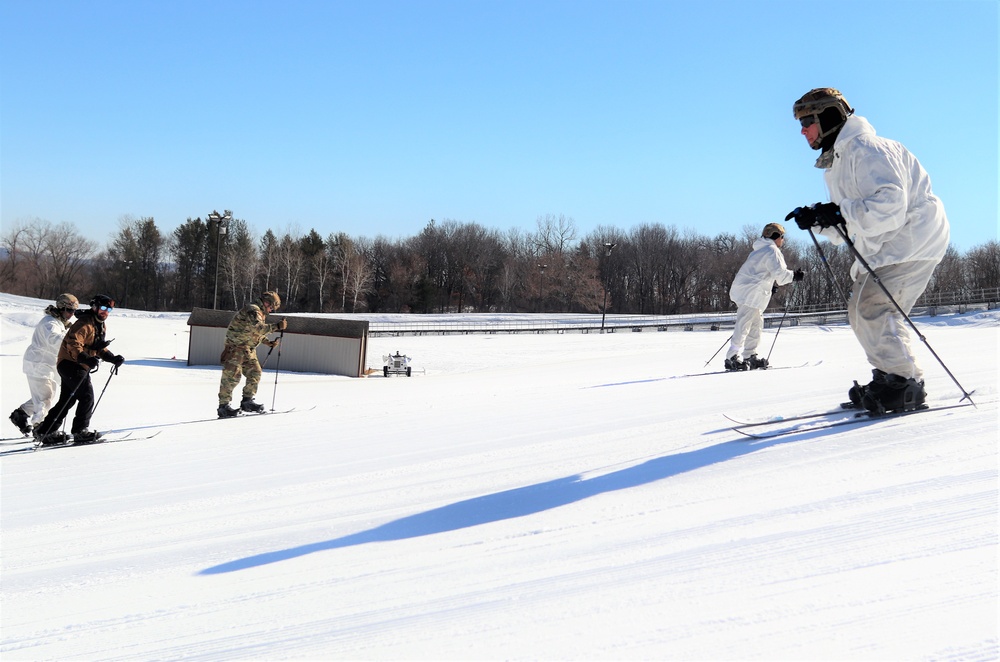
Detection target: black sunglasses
<box><xmin>799</xmin><ymin>115</ymin><xmax>818</xmax><ymax>128</ymax></box>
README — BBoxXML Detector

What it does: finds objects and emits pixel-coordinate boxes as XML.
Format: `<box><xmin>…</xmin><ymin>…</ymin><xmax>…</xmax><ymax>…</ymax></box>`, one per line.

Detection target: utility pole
<box><xmin>600</xmin><ymin>243</ymin><xmax>617</xmax><ymax>332</ymax></box>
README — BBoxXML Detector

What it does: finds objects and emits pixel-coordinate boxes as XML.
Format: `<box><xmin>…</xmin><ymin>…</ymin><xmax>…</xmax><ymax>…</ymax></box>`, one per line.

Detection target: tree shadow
<box><xmin>198</xmin><ymin>427</ymin><xmax>838</xmax><ymax>576</ymax></box>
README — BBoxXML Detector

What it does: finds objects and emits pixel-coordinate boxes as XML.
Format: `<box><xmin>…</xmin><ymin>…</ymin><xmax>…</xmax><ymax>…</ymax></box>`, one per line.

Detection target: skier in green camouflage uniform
<box><xmin>217</xmin><ymin>291</ymin><xmax>287</xmax><ymax>417</ymax></box>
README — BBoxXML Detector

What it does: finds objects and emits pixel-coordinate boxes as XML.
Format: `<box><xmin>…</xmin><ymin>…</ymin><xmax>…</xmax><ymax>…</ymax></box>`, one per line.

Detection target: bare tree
<box><xmin>965</xmin><ymin>240</ymin><xmax>1000</xmax><ymax>292</ymax></box>
<box><xmin>257</xmin><ymin>230</ymin><xmax>279</xmax><ymax>293</ymax></box>
<box><xmin>275</xmin><ymin>230</ymin><xmax>305</xmax><ymax>310</ymax></box>
<box><xmin>534</xmin><ymin>214</ymin><xmax>578</xmax><ymax>256</ymax></box>
<box><xmin>221</xmin><ymin>219</ymin><xmax>260</xmax><ymax>309</ymax></box>
<box><xmin>925</xmin><ymin>244</ymin><xmax>965</xmax><ymax>297</ymax></box>
<box><xmin>345</xmin><ymin>237</ymin><xmax>374</xmax><ymax>312</ymax></box>
<box><xmin>0</xmin><ymin>222</ymin><xmax>30</xmax><ymax>290</ymax></box>
<box><xmin>332</xmin><ymin>234</ymin><xmax>361</xmax><ymax>312</ymax></box>
<box><xmin>310</xmin><ymin>232</ymin><xmax>342</xmax><ymax>312</ymax></box>
<box><xmin>2</xmin><ymin>218</ymin><xmax>96</xmax><ymax>298</ymax></box>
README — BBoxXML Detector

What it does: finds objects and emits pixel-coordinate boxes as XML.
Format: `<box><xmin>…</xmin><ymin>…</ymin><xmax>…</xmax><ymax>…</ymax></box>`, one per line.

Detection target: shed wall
<box><xmin>186</xmin><ymin>309</ymin><xmax>368</xmax><ymax>377</ymax></box>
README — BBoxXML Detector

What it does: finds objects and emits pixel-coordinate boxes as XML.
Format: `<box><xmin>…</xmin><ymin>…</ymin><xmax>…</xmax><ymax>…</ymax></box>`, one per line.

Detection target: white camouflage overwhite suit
<box><xmin>816</xmin><ymin>114</ymin><xmax>949</xmax><ymax>381</ymax></box>
<box><xmin>19</xmin><ymin>308</ymin><xmax>72</xmax><ymax>426</ymax></box>
<box><xmin>728</xmin><ymin>237</ymin><xmax>796</xmax><ymax>361</ymax></box>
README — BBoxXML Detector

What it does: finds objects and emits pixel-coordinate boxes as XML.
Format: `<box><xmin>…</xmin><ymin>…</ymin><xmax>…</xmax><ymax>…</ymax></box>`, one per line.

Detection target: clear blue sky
<box><xmin>1</xmin><ymin>0</ymin><xmax>996</xmax><ymax>251</ymax></box>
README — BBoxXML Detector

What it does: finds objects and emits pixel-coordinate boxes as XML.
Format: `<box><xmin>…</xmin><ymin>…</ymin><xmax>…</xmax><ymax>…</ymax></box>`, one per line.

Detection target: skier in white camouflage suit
<box><xmin>725</xmin><ymin>223</ymin><xmax>804</xmax><ymax>371</ymax></box>
<box><xmin>217</xmin><ymin>291</ymin><xmax>287</xmax><ymax>418</ymax></box>
<box><xmin>8</xmin><ymin>294</ymin><xmax>79</xmax><ymax>436</ymax></box>
<box><xmin>786</xmin><ymin>88</ymin><xmax>949</xmax><ymax>413</ymax></box>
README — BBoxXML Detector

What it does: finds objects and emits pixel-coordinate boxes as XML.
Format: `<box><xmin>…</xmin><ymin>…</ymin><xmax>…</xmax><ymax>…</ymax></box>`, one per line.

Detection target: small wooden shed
<box><xmin>186</xmin><ymin>307</ymin><xmax>369</xmax><ymax>377</ymax></box>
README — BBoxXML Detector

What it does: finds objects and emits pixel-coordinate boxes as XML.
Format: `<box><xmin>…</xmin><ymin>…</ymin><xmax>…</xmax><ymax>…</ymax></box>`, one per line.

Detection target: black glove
<box><xmin>793</xmin><ymin>268</ymin><xmax>805</xmax><ymax>282</ymax></box>
<box><xmin>111</xmin><ymin>354</ymin><xmax>125</xmax><ymax>368</ymax></box>
<box><xmin>79</xmin><ymin>354</ymin><xmax>100</xmax><ymax>369</ymax></box>
<box><xmin>90</xmin><ymin>339</ymin><xmax>112</xmax><ymax>351</ymax></box>
<box><xmin>785</xmin><ymin>206</ymin><xmax>818</xmax><ymax>230</ymax></box>
<box><xmin>274</xmin><ymin>318</ymin><xmax>288</xmax><ymax>331</ymax></box>
<box><xmin>813</xmin><ymin>202</ymin><xmax>843</xmax><ymax>228</ymax></box>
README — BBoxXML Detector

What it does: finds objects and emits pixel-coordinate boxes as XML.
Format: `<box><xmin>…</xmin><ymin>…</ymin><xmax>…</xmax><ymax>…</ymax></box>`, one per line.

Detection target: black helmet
<box><xmin>90</xmin><ymin>294</ymin><xmax>116</xmax><ymax>309</ymax></box>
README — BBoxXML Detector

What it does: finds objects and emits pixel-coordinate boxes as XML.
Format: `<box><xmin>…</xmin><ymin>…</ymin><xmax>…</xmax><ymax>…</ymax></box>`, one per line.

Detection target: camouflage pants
<box><xmin>218</xmin><ymin>345</ymin><xmax>262</xmax><ymax>405</ymax></box>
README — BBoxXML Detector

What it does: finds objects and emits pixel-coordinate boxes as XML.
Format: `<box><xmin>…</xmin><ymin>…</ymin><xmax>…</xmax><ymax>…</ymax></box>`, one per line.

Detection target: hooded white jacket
<box><xmin>22</xmin><ymin>311</ymin><xmax>69</xmax><ymax>380</ymax></box>
<box><xmin>729</xmin><ymin>237</ymin><xmax>795</xmax><ymax>311</ymax></box>
<box><xmin>818</xmin><ymin>114</ymin><xmax>949</xmax><ymax>280</ymax></box>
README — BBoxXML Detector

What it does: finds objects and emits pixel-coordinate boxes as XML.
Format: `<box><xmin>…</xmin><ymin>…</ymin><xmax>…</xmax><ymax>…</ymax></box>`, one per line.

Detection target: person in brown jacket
<box><xmin>34</xmin><ymin>294</ymin><xmax>125</xmax><ymax>445</ymax></box>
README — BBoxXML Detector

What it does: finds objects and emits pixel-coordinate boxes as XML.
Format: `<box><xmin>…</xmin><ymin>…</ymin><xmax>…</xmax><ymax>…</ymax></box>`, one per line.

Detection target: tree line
<box><xmin>2</xmin><ymin>213</ymin><xmax>998</xmax><ymax>315</ymax></box>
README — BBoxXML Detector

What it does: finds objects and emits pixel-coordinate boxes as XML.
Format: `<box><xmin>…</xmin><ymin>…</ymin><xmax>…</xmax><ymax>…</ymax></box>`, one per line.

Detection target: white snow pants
<box><xmin>728</xmin><ymin>304</ymin><xmax>763</xmax><ymax>360</ymax></box>
<box><xmin>19</xmin><ymin>374</ymin><xmax>60</xmax><ymax>426</ymax></box>
<box><xmin>848</xmin><ymin>260</ymin><xmax>938</xmax><ymax>381</ymax></box>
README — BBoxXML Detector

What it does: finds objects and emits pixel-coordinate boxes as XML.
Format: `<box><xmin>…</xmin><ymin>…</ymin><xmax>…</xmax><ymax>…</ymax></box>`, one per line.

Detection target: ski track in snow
<box><xmin>1</xmin><ymin>295</ymin><xmax>997</xmax><ymax>660</ymax></box>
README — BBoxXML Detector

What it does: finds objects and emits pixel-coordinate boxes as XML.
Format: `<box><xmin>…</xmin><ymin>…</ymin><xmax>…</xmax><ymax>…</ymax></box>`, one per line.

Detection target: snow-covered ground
<box><xmin>1</xmin><ymin>292</ymin><xmax>997</xmax><ymax>660</ymax></box>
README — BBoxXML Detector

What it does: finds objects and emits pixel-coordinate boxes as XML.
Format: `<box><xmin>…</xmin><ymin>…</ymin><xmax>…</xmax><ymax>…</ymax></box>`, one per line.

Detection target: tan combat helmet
<box><xmin>762</xmin><ymin>223</ymin><xmax>786</xmax><ymax>240</ymax></box>
<box><xmin>260</xmin><ymin>291</ymin><xmax>281</xmax><ymax>310</ymax></box>
<box><xmin>55</xmin><ymin>293</ymin><xmax>79</xmax><ymax>310</ymax></box>
<box><xmin>792</xmin><ymin>87</ymin><xmax>853</xmax><ymax>122</ymax></box>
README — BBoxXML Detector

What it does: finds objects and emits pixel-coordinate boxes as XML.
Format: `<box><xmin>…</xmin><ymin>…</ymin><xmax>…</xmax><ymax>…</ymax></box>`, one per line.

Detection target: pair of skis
<box><xmin>587</xmin><ymin>362</ymin><xmax>823</xmax><ymax>389</ymax></box>
<box><xmin>0</xmin><ymin>431</ymin><xmax>163</xmax><ymax>456</ymax></box>
<box><xmin>678</xmin><ymin>360</ymin><xmax>822</xmax><ymax>379</ymax></box>
<box><xmin>0</xmin><ymin>407</ymin><xmax>314</xmax><ymax>455</ymax></box>
<box><xmin>182</xmin><ymin>405</ymin><xmax>315</xmax><ymax>425</ymax></box>
<box><xmin>725</xmin><ymin>401</ymin><xmax>975</xmax><ymax>439</ymax></box>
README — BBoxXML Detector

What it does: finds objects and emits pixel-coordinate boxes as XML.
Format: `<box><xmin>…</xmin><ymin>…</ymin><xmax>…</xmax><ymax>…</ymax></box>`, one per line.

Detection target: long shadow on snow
<box><xmin>198</xmin><ymin>427</ymin><xmax>847</xmax><ymax>575</ymax></box>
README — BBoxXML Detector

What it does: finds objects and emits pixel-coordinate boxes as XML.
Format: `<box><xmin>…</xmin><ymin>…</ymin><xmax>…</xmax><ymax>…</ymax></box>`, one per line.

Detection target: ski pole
<box><xmin>260</xmin><ymin>340</ymin><xmax>277</xmax><ymax>370</ymax></box>
<box><xmin>808</xmin><ymin>227</ymin><xmax>848</xmax><ymax>302</ymax></box>
<box><xmin>259</xmin><ymin>316</ymin><xmax>286</xmax><ymax>372</ymax></box>
<box><xmin>270</xmin><ymin>328</ymin><xmax>284</xmax><ymax>412</ymax></box>
<box><xmin>704</xmin><ymin>334</ymin><xmax>733</xmax><ymax>367</ymax></box>
<box><xmin>830</xmin><ymin>223</ymin><xmax>975</xmax><ymax>406</ymax></box>
<box><xmin>89</xmin><ymin>365</ymin><xmax>117</xmax><ymax>419</ymax></box>
<box><xmin>765</xmin><ymin>303</ymin><xmax>791</xmax><ymax>363</ymax></box>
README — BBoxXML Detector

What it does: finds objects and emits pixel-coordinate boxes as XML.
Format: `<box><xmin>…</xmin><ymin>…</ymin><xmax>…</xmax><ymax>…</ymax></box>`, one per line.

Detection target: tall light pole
<box><xmin>600</xmin><ymin>242</ymin><xmax>617</xmax><ymax>333</ymax></box>
<box><xmin>207</xmin><ymin>209</ymin><xmax>232</xmax><ymax>309</ymax></box>
<box><xmin>122</xmin><ymin>260</ymin><xmax>134</xmax><ymax>308</ymax></box>
<box><xmin>537</xmin><ymin>264</ymin><xmax>548</xmax><ymax>313</ymax></box>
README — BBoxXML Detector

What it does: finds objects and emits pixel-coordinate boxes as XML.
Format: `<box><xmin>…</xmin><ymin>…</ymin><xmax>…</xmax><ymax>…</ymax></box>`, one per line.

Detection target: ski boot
<box><xmin>218</xmin><ymin>403</ymin><xmax>240</xmax><ymax>419</ymax></box>
<box><xmin>746</xmin><ymin>354</ymin><xmax>769</xmax><ymax>370</ymax></box>
<box><xmin>724</xmin><ymin>355</ymin><xmax>748</xmax><ymax>371</ymax></box>
<box><xmin>9</xmin><ymin>407</ymin><xmax>32</xmax><ymax>435</ymax></box>
<box><xmin>860</xmin><ymin>370</ymin><xmax>926</xmax><ymax>414</ymax></box>
<box><xmin>35</xmin><ymin>430</ymin><xmax>70</xmax><ymax>446</ymax></box>
<box><xmin>73</xmin><ymin>429</ymin><xmax>103</xmax><ymax>444</ymax></box>
<box><xmin>240</xmin><ymin>398</ymin><xmax>265</xmax><ymax>414</ymax></box>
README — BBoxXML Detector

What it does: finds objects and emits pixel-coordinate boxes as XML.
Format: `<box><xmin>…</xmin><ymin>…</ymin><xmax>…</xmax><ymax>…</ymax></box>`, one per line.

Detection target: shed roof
<box><xmin>187</xmin><ymin>307</ymin><xmax>368</xmax><ymax>339</ymax></box>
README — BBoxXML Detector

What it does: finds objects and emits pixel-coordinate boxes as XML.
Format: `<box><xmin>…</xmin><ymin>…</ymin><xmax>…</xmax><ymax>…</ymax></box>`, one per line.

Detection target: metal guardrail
<box><xmin>368</xmin><ymin>310</ymin><xmax>846</xmax><ymax>337</ymax></box>
<box><xmin>916</xmin><ymin>287</ymin><xmax>1000</xmax><ymax>308</ymax></box>
<box><xmin>366</xmin><ymin>290</ymin><xmax>998</xmax><ymax>337</ymax></box>
<box><xmin>370</xmin><ymin>314</ymin><xmax>707</xmax><ymax>336</ymax></box>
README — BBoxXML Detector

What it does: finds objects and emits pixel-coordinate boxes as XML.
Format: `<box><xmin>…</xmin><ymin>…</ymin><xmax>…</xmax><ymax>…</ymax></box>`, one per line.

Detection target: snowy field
<box><xmin>1</xmin><ymin>292</ymin><xmax>997</xmax><ymax>660</ymax></box>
